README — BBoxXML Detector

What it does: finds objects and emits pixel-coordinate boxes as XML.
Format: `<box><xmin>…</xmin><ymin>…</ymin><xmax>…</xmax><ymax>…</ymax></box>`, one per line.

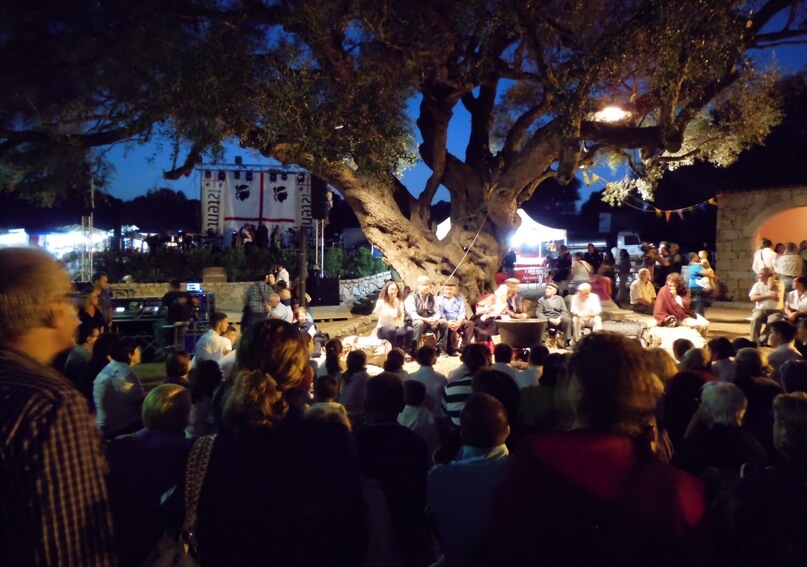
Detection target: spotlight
<box><xmin>205</xmin><ymin>170</ymin><xmax>212</xmax><ymax>179</ymax></box>
<box><xmin>234</xmin><ymin>171</ymin><xmax>241</xmax><ymax>180</ymax></box>
<box><xmin>217</xmin><ymin>171</ymin><xmax>226</xmax><ymax>182</ymax></box>
<box><xmin>245</xmin><ymin>171</ymin><xmax>253</xmax><ymax>182</ymax></box>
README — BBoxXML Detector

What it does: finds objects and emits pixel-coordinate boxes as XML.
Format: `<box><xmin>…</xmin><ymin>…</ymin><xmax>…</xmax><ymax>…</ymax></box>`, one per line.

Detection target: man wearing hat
<box><xmin>502</xmin><ymin>278</ymin><xmax>528</xmax><ymax>319</ymax></box>
<box><xmin>535</xmin><ymin>282</ymin><xmax>571</xmax><ymax>346</ymax></box>
<box><xmin>405</xmin><ymin>275</ymin><xmax>449</xmax><ymax>354</ymax></box>
<box><xmin>438</xmin><ymin>280</ymin><xmax>475</xmax><ymax>356</ymax></box>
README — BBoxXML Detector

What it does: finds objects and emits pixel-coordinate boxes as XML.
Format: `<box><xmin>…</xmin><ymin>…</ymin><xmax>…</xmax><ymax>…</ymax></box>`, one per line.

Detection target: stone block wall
<box><xmin>339</xmin><ymin>271</ymin><xmax>391</xmax><ymax>305</ymax></box>
<box><xmin>716</xmin><ymin>186</ymin><xmax>807</xmax><ymax>301</ymax></box>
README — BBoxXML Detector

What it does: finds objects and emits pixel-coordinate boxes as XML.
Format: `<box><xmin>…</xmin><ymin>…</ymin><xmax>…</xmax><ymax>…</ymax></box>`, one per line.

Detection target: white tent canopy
<box><xmin>435</xmin><ymin>208</ymin><xmax>566</xmax><ymax>246</ymax></box>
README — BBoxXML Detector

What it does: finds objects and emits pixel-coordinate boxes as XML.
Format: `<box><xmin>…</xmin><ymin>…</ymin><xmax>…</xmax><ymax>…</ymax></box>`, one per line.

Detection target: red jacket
<box><xmin>654</xmin><ymin>284</ymin><xmax>693</xmax><ymax>325</ymax></box>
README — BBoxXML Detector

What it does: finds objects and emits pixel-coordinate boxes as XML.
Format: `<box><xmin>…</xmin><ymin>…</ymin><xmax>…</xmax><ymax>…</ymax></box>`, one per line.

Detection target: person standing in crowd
<box><xmin>552</xmin><ymin>244</ymin><xmax>572</xmax><ymax>295</ymax></box>
<box><xmin>276</xmin><ymin>263</ymin><xmax>290</xmax><ymax>287</ymax></box>
<box><xmin>242</xmin><ymin>273</ymin><xmax>274</xmax><ymax>330</ymax></box>
<box><xmin>193</xmin><ymin>311</ymin><xmax>232</xmax><ymax>366</ymax></box>
<box><xmin>570</xmin><ymin>282</ymin><xmax>602</xmax><ymax>343</ymax></box>
<box><xmin>629</xmin><ymin>267</ymin><xmax>657</xmax><ymax>315</ymax></box>
<box><xmin>92</xmin><ymin>271</ymin><xmax>113</xmax><ymax>332</ymax></box>
<box><xmin>686</xmin><ymin>253</ymin><xmax>714</xmax><ymax>316</ymax></box>
<box><xmin>752</xmin><ymin>238</ymin><xmax>777</xmax><ymax>276</ymax></box>
<box><xmin>616</xmin><ymin>249</ymin><xmax>632</xmax><ymax>302</ymax></box>
<box><xmin>749</xmin><ymin>267</ymin><xmax>784</xmax><ymax>345</ymax></box>
<box><xmin>160</xmin><ymin>279</ymin><xmax>194</xmax><ymax>349</ymax></box>
<box><xmin>94</xmin><ymin>337</ymin><xmax>145</xmax><ymax>438</ymax></box>
<box><xmin>78</xmin><ymin>289</ymin><xmax>106</xmax><ymax>331</ymax></box>
<box><xmin>583</xmin><ymin>243</ymin><xmax>603</xmax><ymax>273</ymax></box>
<box><xmin>196</xmin><ymin>319</ymin><xmax>365</xmax><ymax>566</ymax></box>
<box><xmin>437</xmin><ymin>280</ymin><xmax>474</xmax><ymax>356</ymax></box>
<box><xmin>0</xmin><ymin>248</ymin><xmax>115</xmax><ymax>566</ymax></box>
<box><xmin>405</xmin><ymin>275</ymin><xmax>449</xmax><ymax>355</ymax></box>
<box><xmin>62</xmin><ymin>323</ymin><xmax>101</xmax><ymax>386</ymax></box>
<box><xmin>774</xmin><ymin>242</ymin><xmax>803</xmax><ymax>295</ymax></box>
<box><xmin>490</xmin><ymin>333</ymin><xmax>706</xmax><ymax>565</ymax></box>
<box><xmin>373</xmin><ymin>280</ymin><xmax>414</xmax><ymax>354</ymax></box>
<box><xmin>785</xmin><ymin>276</ymin><xmax>807</xmax><ymax>324</ymax></box>
<box><xmin>535</xmin><ymin>281</ymin><xmax>571</xmax><ymax>346</ymax></box>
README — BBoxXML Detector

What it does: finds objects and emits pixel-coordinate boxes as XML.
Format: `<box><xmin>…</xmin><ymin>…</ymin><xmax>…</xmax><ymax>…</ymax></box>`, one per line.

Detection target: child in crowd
<box><xmin>672</xmin><ymin>338</ymin><xmax>695</xmax><ymax>363</ymax></box>
<box><xmin>383</xmin><ymin>348</ymin><xmax>410</xmax><ymax>380</ymax></box>
<box><xmin>492</xmin><ymin>343</ymin><xmax>518</xmax><ymax>379</ymax></box>
<box><xmin>308</xmin><ymin>375</ymin><xmax>348</xmax><ymax>418</ymax></box>
<box><xmin>707</xmin><ymin>337</ymin><xmax>735</xmax><ymax>382</ymax></box>
<box><xmin>398</xmin><ymin>380</ymin><xmax>439</xmax><ymax>463</ymax></box>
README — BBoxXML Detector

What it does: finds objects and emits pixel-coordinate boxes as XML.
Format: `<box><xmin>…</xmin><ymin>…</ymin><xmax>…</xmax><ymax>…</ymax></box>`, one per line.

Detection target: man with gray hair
<box><xmin>0</xmin><ymin>248</ymin><xmax>115</xmax><ymax>565</ymax></box>
<box><xmin>268</xmin><ymin>292</ymin><xmax>293</xmax><ymax>323</ymax></box>
<box><xmin>749</xmin><ymin>267</ymin><xmax>783</xmax><ymax>344</ymax></box>
<box><xmin>570</xmin><ymin>282</ymin><xmax>602</xmax><ymax>343</ymax></box>
<box><xmin>405</xmin><ymin>275</ymin><xmax>448</xmax><ymax>355</ymax></box>
<box><xmin>629</xmin><ymin>268</ymin><xmax>657</xmax><ymax>315</ymax></box>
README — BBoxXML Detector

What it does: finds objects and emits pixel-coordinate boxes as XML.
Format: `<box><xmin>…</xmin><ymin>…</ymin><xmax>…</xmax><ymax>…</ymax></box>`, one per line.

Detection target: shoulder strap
<box><xmin>182</xmin><ymin>434</ymin><xmax>217</xmax><ymax>532</ymax></box>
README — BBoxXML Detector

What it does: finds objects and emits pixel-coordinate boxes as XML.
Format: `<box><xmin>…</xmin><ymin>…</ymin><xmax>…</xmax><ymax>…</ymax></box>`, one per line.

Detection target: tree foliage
<box><xmin>2</xmin><ymin>0</ymin><xmax>807</xmax><ymax>297</ymax></box>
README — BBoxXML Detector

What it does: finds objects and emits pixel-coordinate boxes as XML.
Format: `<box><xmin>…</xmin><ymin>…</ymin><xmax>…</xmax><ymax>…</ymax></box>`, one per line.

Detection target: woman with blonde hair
<box><xmin>196</xmin><ymin>320</ymin><xmax>365</xmax><ymax>565</ymax></box>
<box><xmin>78</xmin><ymin>289</ymin><xmax>106</xmax><ymax>331</ymax></box>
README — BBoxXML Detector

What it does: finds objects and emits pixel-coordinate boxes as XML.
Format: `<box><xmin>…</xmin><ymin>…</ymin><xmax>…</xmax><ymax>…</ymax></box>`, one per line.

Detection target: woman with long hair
<box><xmin>373</xmin><ymin>280</ymin><xmax>414</xmax><ymax>353</ymax></box>
<box><xmin>195</xmin><ymin>319</ymin><xmax>365</xmax><ymax>566</ymax></box>
<box><xmin>337</xmin><ymin>350</ymin><xmax>370</xmax><ymax>420</ymax></box>
<box><xmin>653</xmin><ymin>273</ymin><xmax>709</xmax><ymax>335</ymax></box>
<box><xmin>318</xmin><ymin>338</ymin><xmax>345</xmax><ymax>377</ymax></box>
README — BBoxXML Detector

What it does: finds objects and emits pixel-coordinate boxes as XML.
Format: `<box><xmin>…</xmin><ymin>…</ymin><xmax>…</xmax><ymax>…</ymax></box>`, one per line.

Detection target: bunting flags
<box><xmin>622</xmin><ymin>193</ymin><xmax>723</xmax><ymax>221</ymax></box>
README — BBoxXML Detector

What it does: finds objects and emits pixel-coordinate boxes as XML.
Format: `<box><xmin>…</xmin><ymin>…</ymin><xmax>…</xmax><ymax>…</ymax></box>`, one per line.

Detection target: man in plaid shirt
<box><xmin>242</xmin><ymin>273</ymin><xmax>275</xmax><ymax>330</ymax></box>
<box><xmin>0</xmin><ymin>248</ymin><xmax>115</xmax><ymax>566</ymax></box>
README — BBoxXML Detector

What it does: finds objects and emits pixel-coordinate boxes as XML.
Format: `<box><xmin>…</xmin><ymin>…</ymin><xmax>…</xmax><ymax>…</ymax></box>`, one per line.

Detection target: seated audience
<box><xmin>645</xmin><ymin>347</ymin><xmax>679</xmax><ymax>385</ymax></box>
<box><xmin>442</xmin><ymin>344</ymin><xmax>492</xmax><ymax>427</ymax></box>
<box><xmin>295</xmin><ymin>306</ymin><xmax>317</xmax><ymax>337</ymax></box>
<box><xmin>514</xmin><ymin>345</ymin><xmax>548</xmax><ymax>389</ymax></box>
<box><xmin>383</xmin><ymin>347</ymin><xmax>410</xmax><ymax>380</ymax></box>
<box><xmin>192</xmin><ymin>311</ymin><xmax>232</xmax><ymax>367</ymax></box>
<box><xmin>491</xmin><ymin>343</ymin><xmax>518</xmax><ymax>379</ymax></box>
<box><xmin>373</xmin><ymin>281</ymin><xmax>415</xmax><ymax>354</ymax></box>
<box><xmin>307</xmin><ymin>375</ymin><xmax>348</xmax><ymax>418</ymax></box>
<box><xmin>337</xmin><ymin>350</ymin><xmax>370</xmax><ymax>422</ymax></box>
<box><xmin>665</xmin><ymin>350</ymin><xmax>719</xmax><ymax>450</ymax></box>
<box><xmin>428</xmin><ymin>393</ymin><xmax>511</xmax><ymax>567</ymax></box>
<box><xmin>472</xmin><ymin>369</ymin><xmax>523</xmax><ymax>449</ymax></box>
<box><xmin>673</xmin><ymin>338</ymin><xmax>695</xmax><ymax>364</ymax></box>
<box><xmin>106</xmin><ymin>384</ymin><xmax>193</xmax><ymax>567</ymax></box>
<box><xmin>398</xmin><ymin>379</ymin><xmax>439</xmax><ymax>461</ymax></box>
<box><xmin>749</xmin><ymin>267</ymin><xmax>784</xmax><ymax>344</ymax></box>
<box><xmin>654</xmin><ymin>273</ymin><xmax>709</xmax><ymax>335</ymax></box>
<box><xmin>570</xmin><ymin>283</ymin><xmax>603</xmax><ymax>342</ymax></box>
<box><xmin>94</xmin><ymin>337</ymin><xmax>145</xmax><ymax>438</ymax></box>
<box><xmin>678</xmin><ymin>348</ymin><xmax>715</xmax><ymax>381</ymax></box>
<box><xmin>196</xmin><ymin>319</ymin><xmax>365</xmax><ymax>566</ymax></box>
<box><xmin>318</xmin><ymin>338</ymin><xmax>345</xmax><ymax>377</ymax></box>
<box><xmin>186</xmin><ymin>359</ymin><xmax>222</xmax><ymax>438</ymax></box>
<box><xmin>781</xmin><ymin>360</ymin><xmax>807</xmax><ymax>394</ymax></box>
<box><xmin>408</xmin><ymin>345</ymin><xmax>448</xmax><ymax>417</ymax></box>
<box><xmin>732</xmin><ymin>337</ymin><xmax>757</xmax><ymax>352</ymax></box>
<box><xmin>675</xmin><ymin>382</ymin><xmax>768</xmax><ymax>490</ymax></box>
<box><xmin>766</xmin><ymin>321</ymin><xmax>804</xmax><ymax>385</ymax></box>
<box><xmin>355</xmin><ymin>372</ymin><xmax>433</xmax><ymax>565</ymax></box>
<box><xmin>518</xmin><ymin>353</ymin><xmax>566</xmax><ymax>432</ymax></box>
<box><xmin>733</xmin><ymin>348</ymin><xmax>783</xmax><ymax>434</ymax></box>
<box><xmin>707</xmin><ymin>338</ymin><xmax>736</xmax><ymax>383</ymax></box>
<box><xmin>163</xmin><ymin>349</ymin><xmax>191</xmax><ymax>387</ymax></box>
<box><xmin>63</xmin><ymin>323</ymin><xmax>101</xmax><ymax>386</ymax></box>
<box><xmin>79</xmin><ymin>332</ymin><xmax>118</xmax><ymax>410</ymax></box>
<box><xmin>784</xmin><ymin>275</ymin><xmax>807</xmax><ymax>324</ymax></box>
<box><xmin>629</xmin><ymin>268</ymin><xmax>657</xmax><ymax>315</ymax></box>
<box><xmin>490</xmin><ymin>333</ymin><xmax>706</xmax><ymax>565</ymax></box>
<box><xmin>713</xmin><ymin>392</ymin><xmax>807</xmax><ymax>565</ymax></box>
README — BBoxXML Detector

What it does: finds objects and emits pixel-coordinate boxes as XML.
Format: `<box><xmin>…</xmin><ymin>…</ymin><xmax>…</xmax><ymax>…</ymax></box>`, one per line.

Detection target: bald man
<box><xmin>0</xmin><ymin>248</ymin><xmax>114</xmax><ymax>565</ymax></box>
<box><xmin>404</xmin><ymin>275</ymin><xmax>449</xmax><ymax>355</ymax></box>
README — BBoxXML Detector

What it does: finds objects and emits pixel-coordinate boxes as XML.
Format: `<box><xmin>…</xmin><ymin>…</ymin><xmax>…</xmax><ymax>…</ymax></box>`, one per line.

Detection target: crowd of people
<box><xmin>4</xmin><ymin>246</ymin><xmax>807</xmax><ymax>566</ymax></box>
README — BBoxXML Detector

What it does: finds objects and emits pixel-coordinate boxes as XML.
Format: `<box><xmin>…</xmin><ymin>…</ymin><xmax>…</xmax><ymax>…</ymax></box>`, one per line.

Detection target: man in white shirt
<box><xmin>629</xmin><ymin>268</ymin><xmax>657</xmax><ymax>315</ymax></box>
<box><xmin>193</xmin><ymin>311</ymin><xmax>232</xmax><ymax>367</ymax></box>
<box><xmin>751</xmin><ymin>238</ymin><xmax>777</xmax><ymax>276</ymax></box>
<box><xmin>570</xmin><ymin>283</ymin><xmax>602</xmax><ymax>343</ymax></box>
<box><xmin>268</xmin><ymin>293</ymin><xmax>294</xmax><ymax>323</ymax></box>
<box><xmin>749</xmin><ymin>267</ymin><xmax>784</xmax><ymax>344</ymax></box>
<box><xmin>408</xmin><ymin>345</ymin><xmax>448</xmax><ymax>417</ymax></box>
<box><xmin>785</xmin><ymin>276</ymin><xmax>807</xmax><ymax>324</ymax></box>
<box><xmin>276</xmin><ymin>263</ymin><xmax>290</xmax><ymax>286</ymax></box>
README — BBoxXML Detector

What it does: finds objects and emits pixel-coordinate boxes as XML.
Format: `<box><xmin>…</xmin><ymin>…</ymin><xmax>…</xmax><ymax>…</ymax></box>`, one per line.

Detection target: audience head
<box><xmin>769</xmin><ymin>320</ymin><xmax>796</xmax><ymax>347</ymax></box>
<box><xmin>141</xmin><ymin>384</ymin><xmax>192</xmax><ymax>435</ymax></box>
<box><xmin>224</xmin><ymin>319</ymin><xmax>312</xmax><ymax>433</ymax></box>
<box><xmin>528</xmin><ymin>345</ymin><xmax>550</xmax><ymax>367</ymax></box>
<box><xmin>165</xmin><ymin>349</ymin><xmax>191</xmax><ymax>378</ymax></box>
<box><xmin>781</xmin><ymin>360</ymin><xmax>807</xmax><ymax>394</ymax></box>
<box><xmin>672</xmin><ymin>338</ymin><xmax>694</xmax><ymax>362</ymax></box>
<box><xmin>539</xmin><ymin>353</ymin><xmax>568</xmax><ymax>389</ymax></box>
<box><xmin>732</xmin><ymin>337</ymin><xmax>758</xmax><ymax>352</ymax></box>
<box><xmin>699</xmin><ymin>382</ymin><xmax>747</xmax><ymax>427</ymax></box>
<box><xmin>472</xmin><ymin>369</ymin><xmax>521</xmax><ymax>425</ymax></box>
<box><xmin>77</xmin><ymin>323</ymin><xmax>101</xmax><ymax>347</ymax></box>
<box><xmin>774</xmin><ymin>242</ymin><xmax>785</xmax><ymax>255</ymax></box>
<box><xmin>679</xmin><ymin>348</ymin><xmax>711</xmax><ymax>372</ymax></box>
<box><xmin>324</xmin><ymin>339</ymin><xmax>344</xmax><ymax>376</ymax></box>
<box><xmin>707</xmin><ymin>337</ymin><xmax>734</xmax><ymax>361</ymax></box>
<box><xmin>80</xmin><ymin>290</ymin><xmax>100</xmax><ymax>311</ymax></box>
<box><xmin>463</xmin><ymin>343</ymin><xmax>492</xmax><ymax>373</ymax></box>
<box><xmin>795</xmin><ymin>276</ymin><xmax>807</xmax><ymax>294</ymax></box>
<box><xmin>345</xmin><ymin>350</ymin><xmax>367</xmax><ymax>376</ymax></box>
<box><xmin>403</xmin><ymin>379</ymin><xmax>427</xmax><ymax>407</ymax></box>
<box><xmin>223</xmin><ymin>324</ymin><xmax>238</xmax><ymax>346</ymax></box>
<box><xmin>416</xmin><ymin>345</ymin><xmax>437</xmax><ymax>367</ymax></box>
<box><xmin>734</xmin><ymin>348</ymin><xmax>772</xmax><ymax>380</ymax></box>
<box><xmin>190</xmin><ymin>359</ymin><xmax>223</xmax><ymax>403</ymax></box>
<box><xmin>576</xmin><ymin>282</ymin><xmax>592</xmax><ymax>298</ymax></box>
<box><xmin>493</xmin><ymin>343</ymin><xmax>514</xmax><ymax>364</ymax></box>
<box><xmin>666</xmin><ymin>273</ymin><xmax>686</xmax><ymax>296</ymax></box>
<box><xmin>383</xmin><ymin>348</ymin><xmax>406</xmax><ymax>372</ymax></box>
<box><xmin>461</xmin><ymin>393</ymin><xmax>510</xmax><ymax>449</ymax></box>
<box><xmin>305</xmin><ymin>404</ymin><xmax>352</xmax><ymax>433</ymax></box>
<box><xmin>645</xmin><ymin>348</ymin><xmax>678</xmax><ymax>384</ymax></box>
<box><xmin>364</xmin><ymin>372</ymin><xmax>405</xmax><ymax>422</ymax></box>
<box><xmin>110</xmin><ymin>337</ymin><xmax>141</xmax><ymax>366</ymax></box>
<box><xmin>761</xmin><ymin>238</ymin><xmax>772</xmax><ymax>249</ymax></box>
<box><xmin>0</xmin><ymin>247</ymin><xmax>79</xmax><ymax>358</ymax></box>
<box><xmin>209</xmin><ymin>311</ymin><xmax>229</xmax><ymax>333</ymax></box>
<box><xmin>637</xmin><ymin>268</ymin><xmax>650</xmax><ymax>282</ymax></box>
<box><xmin>314</xmin><ymin>375</ymin><xmax>339</xmax><ymax>403</ymax></box>
<box><xmin>773</xmin><ymin>392</ymin><xmax>807</xmax><ymax>464</ymax></box>
<box><xmin>569</xmin><ymin>333</ymin><xmax>663</xmax><ymax>437</ymax></box>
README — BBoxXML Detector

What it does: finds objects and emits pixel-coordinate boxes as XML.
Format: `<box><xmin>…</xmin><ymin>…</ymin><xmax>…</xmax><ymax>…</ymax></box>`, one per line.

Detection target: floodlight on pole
<box><xmin>594</xmin><ymin>106</ymin><xmax>629</xmax><ymax>122</ymax></box>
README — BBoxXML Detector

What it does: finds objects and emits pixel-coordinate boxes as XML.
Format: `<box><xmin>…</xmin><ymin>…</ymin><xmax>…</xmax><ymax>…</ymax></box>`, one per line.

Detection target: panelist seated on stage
<box><xmin>404</xmin><ymin>276</ymin><xmax>448</xmax><ymax>355</ymax></box>
<box><xmin>437</xmin><ymin>281</ymin><xmax>474</xmax><ymax>357</ymax></box>
<box><xmin>570</xmin><ymin>283</ymin><xmax>603</xmax><ymax>342</ymax></box>
<box><xmin>473</xmin><ymin>278</ymin><xmax>527</xmax><ymax>349</ymax></box>
<box><xmin>373</xmin><ymin>281</ymin><xmax>415</xmax><ymax>354</ymax></box>
<box><xmin>535</xmin><ymin>282</ymin><xmax>571</xmax><ymax>346</ymax></box>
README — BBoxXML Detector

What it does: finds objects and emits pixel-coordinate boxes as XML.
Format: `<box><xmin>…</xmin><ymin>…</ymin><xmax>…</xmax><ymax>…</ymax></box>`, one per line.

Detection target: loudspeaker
<box><xmin>310</xmin><ymin>176</ymin><xmax>332</xmax><ymax>220</ymax></box>
<box><xmin>306</xmin><ymin>276</ymin><xmax>340</xmax><ymax>306</ymax></box>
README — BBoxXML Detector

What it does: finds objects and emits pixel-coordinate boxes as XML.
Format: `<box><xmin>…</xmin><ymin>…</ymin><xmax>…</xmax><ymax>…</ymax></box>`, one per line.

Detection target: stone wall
<box><xmin>716</xmin><ymin>185</ymin><xmax>807</xmax><ymax>301</ymax></box>
<box><xmin>339</xmin><ymin>271</ymin><xmax>391</xmax><ymax>305</ymax></box>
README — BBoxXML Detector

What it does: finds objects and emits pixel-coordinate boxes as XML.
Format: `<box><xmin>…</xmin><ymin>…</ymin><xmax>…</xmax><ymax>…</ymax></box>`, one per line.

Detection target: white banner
<box><xmin>222</xmin><ymin>170</ymin><xmax>263</xmax><ymax>240</ymax></box>
<box><xmin>201</xmin><ymin>171</ymin><xmax>225</xmax><ymax>237</ymax></box>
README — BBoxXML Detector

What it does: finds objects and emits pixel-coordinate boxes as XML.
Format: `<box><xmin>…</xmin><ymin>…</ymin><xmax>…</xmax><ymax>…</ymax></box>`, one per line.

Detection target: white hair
<box><xmin>577</xmin><ymin>283</ymin><xmax>592</xmax><ymax>292</ymax></box>
<box><xmin>700</xmin><ymin>382</ymin><xmax>747</xmax><ymax>426</ymax></box>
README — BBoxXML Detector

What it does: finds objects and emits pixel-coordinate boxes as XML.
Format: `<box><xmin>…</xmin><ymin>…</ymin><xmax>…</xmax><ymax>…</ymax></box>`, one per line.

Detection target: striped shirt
<box><xmin>0</xmin><ymin>347</ymin><xmax>115</xmax><ymax>566</ymax></box>
<box><xmin>442</xmin><ymin>375</ymin><xmax>474</xmax><ymax>426</ymax></box>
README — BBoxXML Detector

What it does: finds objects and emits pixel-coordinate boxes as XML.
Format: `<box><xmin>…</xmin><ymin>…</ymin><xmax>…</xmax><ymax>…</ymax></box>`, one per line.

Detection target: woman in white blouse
<box><xmin>373</xmin><ymin>281</ymin><xmax>415</xmax><ymax>354</ymax></box>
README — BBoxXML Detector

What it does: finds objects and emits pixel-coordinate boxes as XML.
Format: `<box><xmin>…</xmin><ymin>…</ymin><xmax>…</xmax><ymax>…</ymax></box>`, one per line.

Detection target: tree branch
<box><xmin>163</xmin><ymin>143</ymin><xmax>203</xmax><ymax>180</ymax></box>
